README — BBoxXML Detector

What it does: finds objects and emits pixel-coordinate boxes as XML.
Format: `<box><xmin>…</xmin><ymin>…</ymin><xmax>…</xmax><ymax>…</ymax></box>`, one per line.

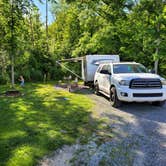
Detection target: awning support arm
<box><xmin>56</xmin><ymin>61</ymin><xmax>83</xmax><ymax>80</ymax></box>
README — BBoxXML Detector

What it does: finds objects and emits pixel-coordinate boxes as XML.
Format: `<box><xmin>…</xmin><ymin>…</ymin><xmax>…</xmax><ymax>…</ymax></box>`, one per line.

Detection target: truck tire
<box><xmin>110</xmin><ymin>87</ymin><xmax>122</xmax><ymax>108</ymax></box>
<box><xmin>151</xmin><ymin>101</ymin><xmax>165</xmax><ymax>107</ymax></box>
<box><xmin>84</xmin><ymin>81</ymin><xmax>94</xmax><ymax>88</ymax></box>
<box><xmin>94</xmin><ymin>82</ymin><xmax>100</xmax><ymax>95</ymax></box>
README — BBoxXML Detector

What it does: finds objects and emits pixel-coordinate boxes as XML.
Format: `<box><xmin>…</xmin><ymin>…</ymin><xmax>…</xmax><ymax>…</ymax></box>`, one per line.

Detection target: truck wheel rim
<box><xmin>111</xmin><ymin>91</ymin><xmax>115</xmax><ymax>102</ymax></box>
<box><xmin>112</xmin><ymin>94</ymin><xmax>115</xmax><ymax>102</ymax></box>
<box><xmin>95</xmin><ymin>85</ymin><xmax>98</xmax><ymax>93</ymax></box>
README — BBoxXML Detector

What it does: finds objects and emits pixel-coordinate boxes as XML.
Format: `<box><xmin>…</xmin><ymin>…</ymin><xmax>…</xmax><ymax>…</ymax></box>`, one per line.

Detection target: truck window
<box><xmin>97</xmin><ymin>66</ymin><xmax>102</xmax><ymax>73</ymax></box>
<box><xmin>107</xmin><ymin>65</ymin><xmax>112</xmax><ymax>74</ymax></box>
<box><xmin>113</xmin><ymin>64</ymin><xmax>148</xmax><ymax>74</ymax></box>
<box><xmin>100</xmin><ymin>65</ymin><xmax>108</xmax><ymax>73</ymax></box>
<box><xmin>100</xmin><ymin>65</ymin><xmax>112</xmax><ymax>74</ymax></box>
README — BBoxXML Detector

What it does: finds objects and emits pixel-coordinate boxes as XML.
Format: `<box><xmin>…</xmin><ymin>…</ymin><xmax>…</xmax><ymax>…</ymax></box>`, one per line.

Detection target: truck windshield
<box><xmin>113</xmin><ymin>64</ymin><xmax>148</xmax><ymax>74</ymax></box>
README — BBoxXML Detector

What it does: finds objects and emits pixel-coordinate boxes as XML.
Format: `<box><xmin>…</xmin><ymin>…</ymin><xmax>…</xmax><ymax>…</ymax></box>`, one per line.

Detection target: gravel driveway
<box><xmin>40</xmin><ymin>88</ymin><xmax>166</xmax><ymax>166</ymax></box>
<box><xmin>88</xmin><ymin>90</ymin><xmax>166</xmax><ymax>166</ymax></box>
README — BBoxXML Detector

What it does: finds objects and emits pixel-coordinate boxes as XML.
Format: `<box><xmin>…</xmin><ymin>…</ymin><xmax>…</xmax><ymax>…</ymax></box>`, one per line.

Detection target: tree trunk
<box><xmin>29</xmin><ymin>7</ymin><xmax>35</xmax><ymax>47</ymax></box>
<box><xmin>154</xmin><ymin>22</ymin><xmax>160</xmax><ymax>74</ymax></box>
<box><xmin>154</xmin><ymin>47</ymin><xmax>159</xmax><ymax>74</ymax></box>
<box><xmin>11</xmin><ymin>0</ymin><xmax>15</xmax><ymax>88</ymax></box>
<box><xmin>11</xmin><ymin>54</ymin><xmax>15</xmax><ymax>87</ymax></box>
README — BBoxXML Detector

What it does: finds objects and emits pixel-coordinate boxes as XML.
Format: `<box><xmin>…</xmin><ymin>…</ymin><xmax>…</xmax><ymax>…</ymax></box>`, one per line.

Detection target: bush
<box><xmin>30</xmin><ymin>69</ymin><xmax>43</xmax><ymax>81</ymax></box>
<box><xmin>0</xmin><ymin>75</ymin><xmax>10</xmax><ymax>84</ymax></box>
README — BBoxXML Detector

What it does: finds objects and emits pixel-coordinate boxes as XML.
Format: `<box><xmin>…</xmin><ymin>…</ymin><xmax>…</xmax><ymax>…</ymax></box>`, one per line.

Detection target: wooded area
<box><xmin>0</xmin><ymin>0</ymin><xmax>166</xmax><ymax>85</ymax></box>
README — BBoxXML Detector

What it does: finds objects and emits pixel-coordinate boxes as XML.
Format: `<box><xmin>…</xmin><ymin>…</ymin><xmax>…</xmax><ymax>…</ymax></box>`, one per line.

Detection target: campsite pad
<box><xmin>55</xmin><ymin>83</ymin><xmax>88</xmax><ymax>92</ymax></box>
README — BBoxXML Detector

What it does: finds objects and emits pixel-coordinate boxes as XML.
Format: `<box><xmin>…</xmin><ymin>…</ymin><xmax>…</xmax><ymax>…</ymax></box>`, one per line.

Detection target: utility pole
<box><xmin>46</xmin><ymin>0</ymin><xmax>49</xmax><ymax>54</ymax></box>
<box><xmin>44</xmin><ymin>0</ymin><xmax>49</xmax><ymax>83</ymax></box>
<box><xmin>154</xmin><ymin>18</ymin><xmax>160</xmax><ymax>74</ymax></box>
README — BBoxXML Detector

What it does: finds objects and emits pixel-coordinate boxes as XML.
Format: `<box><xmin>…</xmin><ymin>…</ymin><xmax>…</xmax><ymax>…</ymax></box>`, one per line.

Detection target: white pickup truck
<box><xmin>94</xmin><ymin>62</ymin><xmax>166</xmax><ymax>107</ymax></box>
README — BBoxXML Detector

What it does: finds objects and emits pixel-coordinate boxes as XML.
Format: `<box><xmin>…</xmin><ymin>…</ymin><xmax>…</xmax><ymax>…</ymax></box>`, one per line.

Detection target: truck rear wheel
<box><xmin>110</xmin><ymin>87</ymin><xmax>122</xmax><ymax>108</ymax></box>
<box><xmin>151</xmin><ymin>101</ymin><xmax>165</xmax><ymax>107</ymax></box>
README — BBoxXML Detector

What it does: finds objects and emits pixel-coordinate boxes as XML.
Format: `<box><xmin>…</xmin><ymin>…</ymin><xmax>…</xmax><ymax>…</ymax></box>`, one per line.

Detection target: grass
<box><xmin>0</xmin><ymin>83</ymin><xmax>94</xmax><ymax>166</ymax></box>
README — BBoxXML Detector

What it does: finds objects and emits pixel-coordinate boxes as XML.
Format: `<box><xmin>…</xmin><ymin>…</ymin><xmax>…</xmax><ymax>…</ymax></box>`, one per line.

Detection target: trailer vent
<box><xmin>130</xmin><ymin>78</ymin><xmax>162</xmax><ymax>89</ymax></box>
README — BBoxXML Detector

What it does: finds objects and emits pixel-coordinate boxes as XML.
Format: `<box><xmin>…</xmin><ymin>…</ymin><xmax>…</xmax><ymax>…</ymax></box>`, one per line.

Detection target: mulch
<box><xmin>0</xmin><ymin>90</ymin><xmax>22</xmax><ymax>97</ymax></box>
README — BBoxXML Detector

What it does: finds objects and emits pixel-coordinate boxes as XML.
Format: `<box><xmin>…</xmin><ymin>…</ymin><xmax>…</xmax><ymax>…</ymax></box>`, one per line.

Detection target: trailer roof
<box><xmin>57</xmin><ymin>55</ymin><xmax>119</xmax><ymax>63</ymax></box>
<box><xmin>112</xmin><ymin>62</ymin><xmax>137</xmax><ymax>64</ymax></box>
<box><xmin>57</xmin><ymin>57</ymin><xmax>84</xmax><ymax>62</ymax></box>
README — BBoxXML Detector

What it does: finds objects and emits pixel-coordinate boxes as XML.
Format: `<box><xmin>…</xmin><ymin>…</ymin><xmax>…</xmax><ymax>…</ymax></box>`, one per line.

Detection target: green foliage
<box><xmin>0</xmin><ymin>0</ymin><xmax>166</xmax><ymax>84</ymax></box>
<box><xmin>49</xmin><ymin>0</ymin><xmax>166</xmax><ymax>77</ymax></box>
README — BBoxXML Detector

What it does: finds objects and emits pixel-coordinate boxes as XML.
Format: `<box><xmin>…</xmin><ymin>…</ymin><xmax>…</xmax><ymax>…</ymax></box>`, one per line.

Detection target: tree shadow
<box><xmin>0</xmin><ymin>84</ymin><xmax>100</xmax><ymax>166</ymax></box>
<box><xmin>119</xmin><ymin>102</ymin><xmax>166</xmax><ymax>123</ymax></box>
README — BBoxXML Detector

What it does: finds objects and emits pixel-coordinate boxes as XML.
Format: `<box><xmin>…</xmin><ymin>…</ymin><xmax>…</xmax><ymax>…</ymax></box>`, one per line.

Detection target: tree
<box><xmin>128</xmin><ymin>0</ymin><xmax>166</xmax><ymax>73</ymax></box>
<box><xmin>8</xmin><ymin>0</ymin><xmax>35</xmax><ymax>87</ymax></box>
<box><xmin>1</xmin><ymin>0</ymin><xmax>166</xmax><ymax>85</ymax></box>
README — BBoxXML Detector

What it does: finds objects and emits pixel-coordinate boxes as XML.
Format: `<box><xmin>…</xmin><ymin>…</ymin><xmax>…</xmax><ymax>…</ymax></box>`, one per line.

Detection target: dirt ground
<box><xmin>40</xmin><ymin>88</ymin><xmax>166</xmax><ymax>166</ymax></box>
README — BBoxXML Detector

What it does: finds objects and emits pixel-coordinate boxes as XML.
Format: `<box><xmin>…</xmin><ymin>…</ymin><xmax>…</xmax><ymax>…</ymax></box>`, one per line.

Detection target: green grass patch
<box><xmin>0</xmin><ymin>83</ymin><xmax>94</xmax><ymax>166</ymax></box>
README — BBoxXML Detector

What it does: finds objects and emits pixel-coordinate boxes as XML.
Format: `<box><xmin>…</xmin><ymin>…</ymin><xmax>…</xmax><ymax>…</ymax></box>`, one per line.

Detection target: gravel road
<box><xmin>88</xmin><ymin>90</ymin><xmax>166</xmax><ymax>166</ymax></box>
<box><xmin>40</xmin><ymin>88</ymin><xmax>166</xmax><ymax>166</ymax></box>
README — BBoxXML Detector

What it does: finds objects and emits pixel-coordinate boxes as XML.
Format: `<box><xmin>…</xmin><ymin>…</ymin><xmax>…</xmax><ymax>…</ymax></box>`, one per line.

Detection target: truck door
<box><xmin>102</xmin><ymin>65</ymin><xmax>111</xmax><ymax>94</ymax></box>
<box><xmin>99</xmin><ymin>65</ymin><xmax>109</xmax><ymax>91</ymax></box>
<box><xmin>96</xmin><ymin>65</ymin><xmax>104</xmax><ymax>91</ymax></box>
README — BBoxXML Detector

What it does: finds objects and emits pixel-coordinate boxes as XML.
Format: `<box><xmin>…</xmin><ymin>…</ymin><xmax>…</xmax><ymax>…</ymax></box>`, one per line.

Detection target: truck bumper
<box><xmin>117</xmin><ymin>86</ymin><xmax>166</xmax><ymax>102</ymax></box>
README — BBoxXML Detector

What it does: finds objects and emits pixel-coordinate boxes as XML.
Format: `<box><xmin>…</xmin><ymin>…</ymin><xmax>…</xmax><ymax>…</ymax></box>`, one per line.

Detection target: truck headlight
<box><xmin>161</xmin><ymin>79</ymin><xmax>166</xmax><ymax>85</ymax></box>
<box><xmin>119</xmin><ymin>80</ymin><xmax>130</xmax><ymax>86</ymax></box>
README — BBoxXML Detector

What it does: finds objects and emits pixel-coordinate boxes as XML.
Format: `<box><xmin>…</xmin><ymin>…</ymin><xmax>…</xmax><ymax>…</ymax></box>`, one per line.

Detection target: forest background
<box><xmin>0</xmin><ymin>0</ymin><xmax>165</xmax><ymax>85</ymax></box>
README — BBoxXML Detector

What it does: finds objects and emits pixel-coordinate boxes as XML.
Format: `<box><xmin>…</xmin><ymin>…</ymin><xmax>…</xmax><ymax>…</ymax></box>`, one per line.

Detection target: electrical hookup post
<box><xmin>63</xmin><ymin>75</ymin><xmax>72</xmax><ymax>92</ymax></box>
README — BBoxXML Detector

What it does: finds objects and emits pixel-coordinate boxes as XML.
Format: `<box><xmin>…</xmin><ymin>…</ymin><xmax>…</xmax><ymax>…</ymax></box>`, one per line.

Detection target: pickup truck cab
<box><xmin>94</xmin><ymin>62</ymin><xmax>166</xmax><ymax>107</ymax></box>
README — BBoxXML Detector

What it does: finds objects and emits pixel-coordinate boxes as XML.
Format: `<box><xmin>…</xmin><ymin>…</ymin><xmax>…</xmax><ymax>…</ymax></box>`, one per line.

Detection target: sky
<box><xmin>34</xmin><ymin>0</ymin><xmax>54</xmax><ymax>25</ymax></box>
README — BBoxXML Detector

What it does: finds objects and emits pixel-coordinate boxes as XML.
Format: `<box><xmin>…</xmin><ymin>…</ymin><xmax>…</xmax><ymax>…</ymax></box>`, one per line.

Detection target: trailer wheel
<box><xmin>94</xmin><ymin>82</ymin><xmax>100</xmax><ymax>95</ymax></box>
<box><xmin>84</xmin><ymin>82</ymin><xmax>88</xmax><ymax>86</ymax></box>
<box><xmin>110</xmin><ymin>87</ymin><xmax>122</xmax><ymax>108</ymax></box>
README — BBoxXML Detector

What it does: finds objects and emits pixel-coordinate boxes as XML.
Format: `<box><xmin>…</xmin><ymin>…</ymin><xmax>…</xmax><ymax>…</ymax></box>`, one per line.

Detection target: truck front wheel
<box><xmin>151</xmin><ymin>101</ymin><xmax>165</xmax><ymax>107</ymax></box>
<box><xmin>110</xmin><ymin>87</ymin><xmax>122</xmax><ymax>108</ymax></box>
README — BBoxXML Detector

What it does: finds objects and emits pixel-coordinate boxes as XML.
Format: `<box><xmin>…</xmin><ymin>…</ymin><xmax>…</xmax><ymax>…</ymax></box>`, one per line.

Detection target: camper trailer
<box><xmin>57</xmin><ymin>55</ymin><xmax>120</xmax><ymax>86</ymax></box>
<box><xmin>57</xmin><ymin>55</ymin><xmax>166</xmax><ymax>107</ymax></box>
<box><xmin>82</xmin><ymin>55</ymin><xmax>120</xmax><ymax>85</ymax></box>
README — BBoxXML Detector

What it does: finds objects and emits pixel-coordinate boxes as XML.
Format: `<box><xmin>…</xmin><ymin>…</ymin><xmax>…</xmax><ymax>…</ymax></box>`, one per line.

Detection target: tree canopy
<box><xmin>0</xmin><ymin>0</ymin><xmax>166</xmax><ymax>84</ymax></box>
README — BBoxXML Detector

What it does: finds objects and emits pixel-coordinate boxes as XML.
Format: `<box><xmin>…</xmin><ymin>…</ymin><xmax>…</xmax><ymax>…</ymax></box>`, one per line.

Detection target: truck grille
<box><xmin>133</xmin><ymin>93</ymin><xmax>163</xmax><ymax>97</ymax></box>
<box><xmin>130</xmin><ymin>78</ymin><xmax>162</xmax><ymax>89</ymax></box>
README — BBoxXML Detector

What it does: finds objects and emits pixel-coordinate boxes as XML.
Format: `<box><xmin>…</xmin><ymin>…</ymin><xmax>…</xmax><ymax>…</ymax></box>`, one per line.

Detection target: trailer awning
<box><xmin>56</xmin><ymin>57</ymin><xmax>84</xmax><ymax>80</ymax></box>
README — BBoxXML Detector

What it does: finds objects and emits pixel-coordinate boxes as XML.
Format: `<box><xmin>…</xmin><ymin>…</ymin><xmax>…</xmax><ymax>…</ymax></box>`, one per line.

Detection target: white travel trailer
<box><xmin>57</xmin><ymin>55</ymin><xmax>120</xmax><ymax>85</ymax></box>
<box><xmin>82</xmin><ymin>55</ymin><xmax>120</xmax><ymax>85</ymax></box>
